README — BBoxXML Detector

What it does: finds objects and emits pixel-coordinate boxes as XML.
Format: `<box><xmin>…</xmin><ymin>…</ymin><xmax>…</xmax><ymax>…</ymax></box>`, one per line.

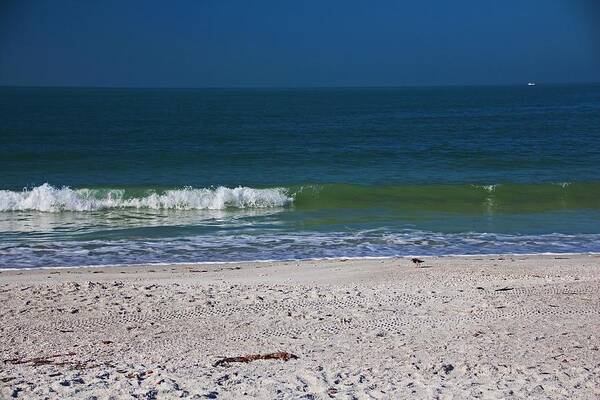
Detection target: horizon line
<box><xmin>1</xmin><ymin>81</ymin><xmax>599</xmax><ymax>90</ymax></box>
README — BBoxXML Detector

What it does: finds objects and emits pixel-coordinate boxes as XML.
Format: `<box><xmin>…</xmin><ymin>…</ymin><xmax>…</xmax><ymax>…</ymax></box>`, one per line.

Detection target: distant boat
<box><xmin>528</xmin><ymin>82</ymin><xmax>536</xmax><ymax>86</ymax></box>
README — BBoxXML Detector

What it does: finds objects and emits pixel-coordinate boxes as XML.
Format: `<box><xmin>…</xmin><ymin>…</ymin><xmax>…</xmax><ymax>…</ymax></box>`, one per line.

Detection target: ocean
<box><xmin>1</xmin><ymin>85</ymin><xmax>599</xmax><ymax>268</ymax></box>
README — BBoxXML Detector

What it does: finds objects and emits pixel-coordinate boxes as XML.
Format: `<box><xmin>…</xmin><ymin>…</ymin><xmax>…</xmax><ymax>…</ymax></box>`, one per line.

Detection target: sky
<box><xmin>0</xmin><ymin>0</ymin><xmax>599</xmax><ymax>87</ymax></box>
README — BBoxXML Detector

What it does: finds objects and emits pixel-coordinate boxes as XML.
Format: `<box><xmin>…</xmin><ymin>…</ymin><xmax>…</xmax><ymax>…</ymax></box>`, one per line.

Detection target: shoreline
<box><xmin>2</xmin><ymin>254</ymin><xmax>600</xmax><ymax>398</ymax></box>
<box><xmin>1</xmin><ymin>251</ymin><xmax>599</xmax><ymax>272</ymax></box>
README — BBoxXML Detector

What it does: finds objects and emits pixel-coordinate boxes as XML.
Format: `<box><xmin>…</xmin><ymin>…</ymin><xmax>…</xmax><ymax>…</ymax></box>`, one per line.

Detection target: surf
<box><xmin>0</xmin><ymin>184</ymin><xmax>292</xmax><ymax>212</ymax></box>
<box><xmin>2</xmin><ymin>182</ymin><xmax>599</xmax><ymax>214</ymax></box>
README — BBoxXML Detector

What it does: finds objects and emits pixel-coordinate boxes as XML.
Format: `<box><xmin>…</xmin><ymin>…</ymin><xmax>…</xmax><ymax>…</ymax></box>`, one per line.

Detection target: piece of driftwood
<box><xmin>4</xmin><ymin>352</ymin><xmax>77</xmax><ymax>366</ymax></box>
<box><xmin>5</xmin><ymin>353</ymin><xmax>105</xmax><ymax>371</ymax></box>
<box><xmin>213</xmin><ymin>352</ymin><xmax>298</xmax><ymax>367</ymax></box>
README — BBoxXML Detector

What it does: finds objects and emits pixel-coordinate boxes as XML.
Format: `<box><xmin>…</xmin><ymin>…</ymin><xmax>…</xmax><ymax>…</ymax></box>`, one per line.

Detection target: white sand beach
<box><xmin>1</xmin><ymin>255</ymin><xmax>599</xmax><ymax>399</ymax></box>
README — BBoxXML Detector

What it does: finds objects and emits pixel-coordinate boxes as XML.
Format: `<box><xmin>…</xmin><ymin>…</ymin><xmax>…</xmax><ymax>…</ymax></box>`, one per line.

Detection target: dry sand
<box><xmin>1</xmin><ymin>255</ymin><xmax>599</xmax><ymax>399</ymax></box>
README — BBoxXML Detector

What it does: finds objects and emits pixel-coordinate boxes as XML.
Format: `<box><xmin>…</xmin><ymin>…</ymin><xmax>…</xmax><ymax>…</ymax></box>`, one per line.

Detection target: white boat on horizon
<box><xmin>528</xmin><ymin>82</ymin><xmax>536</xmax><ymax>86</ymax></box>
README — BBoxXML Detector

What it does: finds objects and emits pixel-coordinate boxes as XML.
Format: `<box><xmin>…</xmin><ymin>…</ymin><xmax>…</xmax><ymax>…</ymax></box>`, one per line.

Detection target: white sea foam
<box><xmin>474</xmin><ymin>184</ymin><xmax>498</xmax><ymax>192</ymax></box>
<box><xmin>0</xmin><ymin>184</ymin><xmax>292</xmax><ymax>212</ymax></box>
<box><xmin>2</xmin><ymin>229</ymin><xmax>600</xmax><ymax>269</ymax></box>
<box><xmin>553</xmin><ymin>182</ymin><xmax>571</xmax><ymax>188</ymax></box>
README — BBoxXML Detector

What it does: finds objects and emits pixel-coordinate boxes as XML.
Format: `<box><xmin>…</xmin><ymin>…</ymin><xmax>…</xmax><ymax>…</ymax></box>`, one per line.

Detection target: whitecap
<box><xmin>0</xmin><ymin>184</ymin><xmax>293</xmax><ymax>212</ymax></box>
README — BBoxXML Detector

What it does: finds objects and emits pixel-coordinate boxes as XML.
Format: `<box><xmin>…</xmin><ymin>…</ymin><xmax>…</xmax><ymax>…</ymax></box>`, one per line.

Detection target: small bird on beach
<box><xmin>411</xmin><ymin>257</ymin><xmax>424</xmax><ymax>267</ymax></box>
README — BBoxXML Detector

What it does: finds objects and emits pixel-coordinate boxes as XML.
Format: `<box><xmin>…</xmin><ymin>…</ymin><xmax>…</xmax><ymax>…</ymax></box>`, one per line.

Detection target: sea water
<box><xmin>1</xmin><ymin>85</ymin><xmax>599</xmax><ymax>268</ymax></box>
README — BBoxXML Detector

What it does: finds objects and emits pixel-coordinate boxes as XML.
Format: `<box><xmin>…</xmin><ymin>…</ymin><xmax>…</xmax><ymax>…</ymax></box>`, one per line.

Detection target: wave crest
<box><xmin>0</xmin><ymin>184</ymin><xmax>292</xmax><ymax>212</ymax></box>
<box><xmin>472</xmin><ymin>184</ymin><xmax>499</xmax><ymax>192</ymax></box>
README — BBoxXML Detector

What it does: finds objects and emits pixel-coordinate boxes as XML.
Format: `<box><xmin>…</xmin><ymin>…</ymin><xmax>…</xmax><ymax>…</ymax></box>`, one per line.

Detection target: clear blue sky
<box><xmin>1</xmin><ymin>0</ymin><xmax>599</xmax><ymax>87</ymax></box>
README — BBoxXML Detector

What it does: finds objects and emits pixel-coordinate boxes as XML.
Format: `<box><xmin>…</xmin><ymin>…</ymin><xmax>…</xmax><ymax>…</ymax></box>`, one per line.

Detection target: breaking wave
<box><xmin>0</xmin><ymin>184</ymin><xmax>292</xmax><ymax>212</ymax></box>
<box><xmin>1</xmin><ymin>181</ymin><xmax>599</xmax><ymax>213</ymax></box>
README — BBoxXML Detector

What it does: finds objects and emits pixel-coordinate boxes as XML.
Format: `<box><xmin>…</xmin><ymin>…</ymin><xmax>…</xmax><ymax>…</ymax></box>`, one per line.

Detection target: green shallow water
<box><xmin>291</xmin><ymin>183</ymin><xmax>600</xmax><ymax>213</ymax></box>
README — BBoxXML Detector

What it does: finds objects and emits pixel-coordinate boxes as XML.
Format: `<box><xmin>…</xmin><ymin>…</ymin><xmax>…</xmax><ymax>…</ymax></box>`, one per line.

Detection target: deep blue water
<box><xmin>1</xmin><ymin>85</ymin><xmax>599</xmax><ymax>267</ymax></box>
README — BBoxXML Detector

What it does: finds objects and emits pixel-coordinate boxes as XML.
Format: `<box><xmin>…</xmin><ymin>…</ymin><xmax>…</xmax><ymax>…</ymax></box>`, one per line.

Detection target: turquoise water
<box><xmin>1</xmin><ymin>85</ymin><xmax>599</xmax><ymax>267</ymax></box>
